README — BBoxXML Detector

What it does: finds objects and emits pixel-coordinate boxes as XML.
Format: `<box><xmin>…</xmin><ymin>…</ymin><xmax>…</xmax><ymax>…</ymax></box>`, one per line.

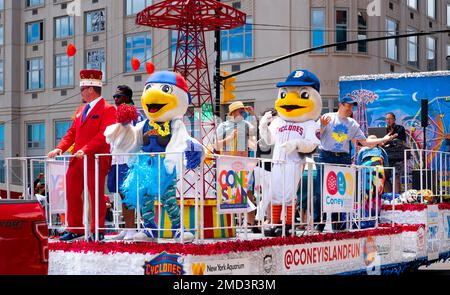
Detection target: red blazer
<box><xmin>57</xmin><ymin>98</ymin><xmax>117</xmax><ymax>168</ymax></box>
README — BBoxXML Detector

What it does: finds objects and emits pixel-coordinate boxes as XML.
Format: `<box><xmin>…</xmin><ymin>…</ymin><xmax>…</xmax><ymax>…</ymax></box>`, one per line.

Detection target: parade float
<box><xmin>45</xmin><ymin>72</ymin><xmax>450</xmax><ymax>276</ymax></box>
<box><xmin>3</xmin><ymin>1</ymin><xmax>450</xmax><ymax>276</ymax></box>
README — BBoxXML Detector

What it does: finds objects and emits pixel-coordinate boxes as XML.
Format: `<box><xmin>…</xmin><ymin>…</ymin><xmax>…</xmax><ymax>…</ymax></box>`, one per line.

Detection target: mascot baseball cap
<box><xmin>145</xmin><ymin>71</ymin><xmax>192</xmax><ymax>104</ymax></box>
<box><xmin>276</xmin><ymin>69</ymin><xmax>320</xmax><ymax>92</ymax></box>
<box><xmin>146</xmin><ymin>71</ymin><xmax>189</xmax><ymax>93</ymax></box>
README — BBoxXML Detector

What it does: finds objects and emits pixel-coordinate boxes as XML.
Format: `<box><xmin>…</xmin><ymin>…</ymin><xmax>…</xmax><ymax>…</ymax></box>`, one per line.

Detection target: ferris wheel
<box><xmin>408</xmin><ymin>96</ymin><xmax>450</xmax><ymax>167</ymax></box>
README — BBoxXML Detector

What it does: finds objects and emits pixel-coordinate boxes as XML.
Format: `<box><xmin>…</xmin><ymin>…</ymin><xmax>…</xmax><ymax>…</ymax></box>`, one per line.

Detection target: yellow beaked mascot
<box><xmin>259</xmin><ymin>69</ymin><xmax>322</xmax><ymax>237</ymax></box>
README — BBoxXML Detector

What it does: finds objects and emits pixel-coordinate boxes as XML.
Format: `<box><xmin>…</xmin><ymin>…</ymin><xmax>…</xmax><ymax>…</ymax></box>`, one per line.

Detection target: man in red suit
<box><xmin>48</xmin><ymin>70</ymin><xmax>117</xmax><ymax>241</ymax></box>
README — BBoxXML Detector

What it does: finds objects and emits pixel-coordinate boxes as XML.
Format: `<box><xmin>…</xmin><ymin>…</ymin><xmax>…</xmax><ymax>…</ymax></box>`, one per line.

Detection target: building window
<box><xmin>311</xmin><ymin>8</ymin><xmax>325</xmax><ymax>52</ymax></box>
<box><xmin>55</xmin><ymin>120</ymin><xmax>71</xmax><ymax>146</ymax></box>
<box><xmin>0</xmin><ymin>123</ymin><xmax>4</xmax><ymax>150</ymax></box>
<box><xmin>0</xmin><ymin>61</ymin><xmax>3</xmax><ymax>92</ymax></box>
<box><xmin>427</xmin><ymin>36</ymin><xmax>437</xmax><ymax>71</ymax></box>
<box><xmin>221</xmin><ymin>16</ymin><xmax>253</xmax><ymax>61</ymax></box>
<box><xmin>0</xmin><ymin>0</ymin><xmax>4</xmax><ymax>11</ymax></box>
<box><xmin>386</xmin><ymin>19</ymin><xmax>398</xmax><ymax>61</ymax></box>
<box><xmin>55</xmin><ymin>55</ymin><xmax>74</xmax><ymax>88</ymax></box>
<box><xmin>27</xmin><ymin>123</ymin><xmax>45</xmax><ymax>149</ymax></box>
<box><xmin>86</xmin><ymin>10</ymin><xmax>106</xmax><ymax>34</ymax></box>
<box><xmin>55</xmin><ymin>16</ymin><xmax>74</xmax><ymax>39</ymax></box>
<box><xmin>26</xmin><ymin>21</ymin><xmax>44</xmax><ymax>44</ymax></box>
<box><xmin>427</xmin><ymin>0</ymin><xmax>436</xmax><ymax>19</ymax></box>
<box><xmin>26</xmin><ymin>57</ymin><xmax>44</xmax><ymax>91</ymax></box>
<box><xmin>126</xmin><ymin>0</ymin><xmax>152</xmax><ymax>16</ymax></box>
<box><xmin>86</xmin><ymin>48</ymin><xmax>106</xmax><ymax>80</ymax></box>
<box><xmin>26</xmin><ymin>0</ymin><xmax>43</xmax><ymax>8</ymax></box>
<box><xmin>171</xmin><ymin>31</ymin><xmax>195</xmax><ymax>66</ymax></box>
<box><xmin>407</xmin><ymin>0</ymin><xmax>418</xmax><ymax>10</ymax></box>
<box><xmin>447</xmin><ymin>44</ymin><xmax>450</xmax><ymax>70</ymax></box>
<box><xmin>447</xmin><ymin>4</ymin><xmax>450</xmax><ymax>27</ymax></box>
<box><xmin>357</xmin><ymin>10</ymin><xmax>368</xmax><ymax>53</ymax></box>
<box><xmin>407</xmin><ymin>27</ymin><xmax>418</xmax><ymax>68</ymax></box>
<box><xmin>0</xmin><ymin>25</ymin><xmax>3</xmax><ymax>46</ymax></box>
<box><xmin>125</xmin><ymin>32</ymin><xmax>152</xmax><ymax>72</ymax></box>
<box><xmin>335</xmin><ymin>9</ymin><xmax>348</xmax><ymax>52</ymax></box>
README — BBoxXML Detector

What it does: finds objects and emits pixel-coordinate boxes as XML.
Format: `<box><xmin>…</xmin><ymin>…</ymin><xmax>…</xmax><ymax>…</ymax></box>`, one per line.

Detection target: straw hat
<box><xmin>228</xmin><ymin>101</ymin><xmax>246</xmax><ymax>115</ymax></box>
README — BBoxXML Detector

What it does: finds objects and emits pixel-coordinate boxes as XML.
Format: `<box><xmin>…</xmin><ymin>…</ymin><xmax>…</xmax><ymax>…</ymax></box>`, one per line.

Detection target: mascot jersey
<box><xmin>269</xmin><ymin>118</ymin><xmax>320</xmax><ymax>162</ymax></box>
<box><xmin>141</xmin><ymin>120</ymin><xmax>173</xmax><ymax>153</ymax></box>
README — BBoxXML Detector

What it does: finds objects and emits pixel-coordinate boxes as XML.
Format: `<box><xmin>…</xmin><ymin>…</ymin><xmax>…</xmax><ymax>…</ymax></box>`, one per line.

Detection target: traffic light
<box><xmin>222</xmin><ymin>71</ymin><xmax>236</xmax><ymax>103</ymax></box>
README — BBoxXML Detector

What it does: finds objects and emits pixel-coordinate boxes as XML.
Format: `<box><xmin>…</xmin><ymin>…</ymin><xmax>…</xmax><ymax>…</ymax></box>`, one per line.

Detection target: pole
<box><xmin>221</xmin><ymin>29</ymin><xmax>450</xmax><ymax>81</ymax></box>
<box><xmin>214</xmin><ymin>1</ymin><xmax>222</xmax><ymax>118</ymax></box>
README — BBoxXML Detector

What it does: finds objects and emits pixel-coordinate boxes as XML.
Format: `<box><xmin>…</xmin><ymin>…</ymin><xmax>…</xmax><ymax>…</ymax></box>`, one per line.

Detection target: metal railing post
<box><xmin>6</xmin><ymin>159</ymin><xmax>10</xmax><ymax>199</ymax></box>
<box><xmin>22</xmin><ymin>159</ymin><xmax>28</xmax><ymax>199</ymax></box>
<box><xmin>180</xmin><ymin>152</ymin><xmax>185</xmax><ymax>244</ymax></box>
<box><xmin>307</xmin><ymin>162</ymin><xmax>313</xmax><ymax>234</ymax></box>
<box><xmin>83</xmin><ymin>155</ymin><xmax>90</xmax><ymax>240</ymax></box>
<box><xmin>95</xmin><ymin>155</ymin><xmax>99</xmax><ymax>241</ymax></box>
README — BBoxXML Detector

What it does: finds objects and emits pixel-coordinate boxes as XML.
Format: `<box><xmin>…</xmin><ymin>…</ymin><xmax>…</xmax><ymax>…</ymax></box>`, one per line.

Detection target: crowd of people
<box><xmin>41</xmin><ymin>68</ymin><xmax>407</xmax><ymax>242</ymax></box>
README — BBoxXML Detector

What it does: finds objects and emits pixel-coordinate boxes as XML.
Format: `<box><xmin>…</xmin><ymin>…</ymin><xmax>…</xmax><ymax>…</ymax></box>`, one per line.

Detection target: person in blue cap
<box><xmin>259</xmin><ymin>69</ymin><xmax>322</xmax><ymax>237</ymax></box>
<box><xmin>314</xmin><ymin>94</ymin><xmax>397</xmax><ymax>232</ymax></box>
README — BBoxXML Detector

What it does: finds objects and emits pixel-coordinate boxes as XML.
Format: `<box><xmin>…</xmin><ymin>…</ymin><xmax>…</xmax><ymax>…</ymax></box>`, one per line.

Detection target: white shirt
<box><xmin>85</xmin><ymin>96</ymin><xmax>103</xmax><ymax>118</ymax></box>
<box><xmin>269</xmin><ymin>117</ymin><xmax>320</xmax><ymax>162</ymax></box>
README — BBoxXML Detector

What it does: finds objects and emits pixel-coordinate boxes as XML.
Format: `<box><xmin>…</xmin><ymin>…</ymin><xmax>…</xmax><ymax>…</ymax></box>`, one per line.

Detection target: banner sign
<box><xmin>190</xmin><ymin>258</ymin><xmax>250</xmax><ymax>275</ymax></box>
<box><xmin>282</xmin><ymin>239</ymin><xmax>362</xmax><ymax>273</ymax></box>
<box><xmin>339</xmin><ymin>73</ymin><xmax>450</xmax><ymax>157</ymax></box>
<box><xmin>427</xmin><ymin>205</ymin><xmax>440</xmax><ymax>261</ymax></box>
<box><xmin>47</xmin><ymin>160</ymin><xmax>68</xmax><ymax>214</ymax></box>
<box><xmin>322</xmin><ymin>165</ymin><xmax>356</xmax><ymax>213</ymax></box>
<box><xmin>444</xmin><ymin>212</ymin><xmax>450</xmax><ymax>240</ymax></box>
<box><xmin>217</xmin><ymin>156</ymin><xmax>258</xmax><ymax>214</ymax></box>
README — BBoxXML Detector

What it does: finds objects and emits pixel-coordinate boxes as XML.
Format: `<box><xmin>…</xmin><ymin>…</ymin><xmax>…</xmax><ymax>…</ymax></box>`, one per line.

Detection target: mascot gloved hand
<box><xmin>259</xmin><ymin>111</ymin><xmax>273</xmax><ymax>145</ymax></box>
<box><xmin>105</xmin><ymin>71</ymin><xmax>203</xmax><ymax>243</ymax></box>
<box><xmin>260</xmin><ymin>69</ymin><xmax>322</xmax><ymax>237</ymax></box>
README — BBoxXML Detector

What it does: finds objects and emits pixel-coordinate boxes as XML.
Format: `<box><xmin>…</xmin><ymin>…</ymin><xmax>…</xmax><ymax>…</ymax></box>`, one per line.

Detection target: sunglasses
<box><xmin>113</xmin><ymin>94</ymin><xmax>126</xmax><ymax>99</ymax></box>
<box><xmin>80</xmin><ymin>86</ymin><xmax>91</xmax><ymax>92</ymax></box>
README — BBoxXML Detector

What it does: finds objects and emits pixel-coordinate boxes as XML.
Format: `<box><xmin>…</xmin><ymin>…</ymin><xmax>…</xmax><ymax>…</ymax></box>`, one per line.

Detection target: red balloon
<box><xmin>67</xmin><ymin>43</ymin><xmax>77</xmax><ymax>57</ymax></box>
<box><xmin>145</xmin><ymin>62</ymin><xmax>155</xmax><ymax>75</ymax></box>
<box><xmin>131</xmin><ymin>58</ymin><xmax>141</xmax><ymax>71</ymax></box>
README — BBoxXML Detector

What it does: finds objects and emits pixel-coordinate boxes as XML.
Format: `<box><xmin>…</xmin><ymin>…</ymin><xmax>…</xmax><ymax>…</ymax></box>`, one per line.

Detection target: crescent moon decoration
<box><xmin>412</xmin><ymin>92</ymin><xmax>418</xmax><ymax>102</ymax></box>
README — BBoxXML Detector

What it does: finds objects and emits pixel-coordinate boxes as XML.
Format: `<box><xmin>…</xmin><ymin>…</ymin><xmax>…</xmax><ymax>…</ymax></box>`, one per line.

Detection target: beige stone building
<box><xmin>0</xmin><ymin>0</ymin><xmax>449</xmax><ymax>187</ymax></box>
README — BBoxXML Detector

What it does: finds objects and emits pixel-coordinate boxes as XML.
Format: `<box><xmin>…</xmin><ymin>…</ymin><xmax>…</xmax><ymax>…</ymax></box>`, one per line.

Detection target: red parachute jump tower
<box><xmin>136</xmin><ymin>1</ymin><xmax>246</xmax><ymax>198</ymax></box>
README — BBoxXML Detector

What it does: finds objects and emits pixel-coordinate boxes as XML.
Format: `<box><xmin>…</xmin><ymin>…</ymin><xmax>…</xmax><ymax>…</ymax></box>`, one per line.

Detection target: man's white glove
<box><xmin>296</xmin><ymin>140</ymin><xmax>318</xmax><ymax>154</ymax></box>
<box><xmin>260</xmin><ymin>111</ymin><xmax>272</xmax><ymax>127</ymax></box>
<box><xmin>164</xmin><ymin>155</ymin><xmax>178</xmax><ymax>175</ymax></box>
<box><xmin>104</xmin><ymin>123</ymin><xmax>138</xmax><ymax>153</ymax></box>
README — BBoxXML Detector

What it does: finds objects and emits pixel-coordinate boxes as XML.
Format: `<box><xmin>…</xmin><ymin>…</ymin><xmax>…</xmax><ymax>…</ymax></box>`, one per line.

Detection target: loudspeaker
<box><xmin>421</xmin><ymin>99</ymin><xmax>428</xmax><ymax>127</ymax></box>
